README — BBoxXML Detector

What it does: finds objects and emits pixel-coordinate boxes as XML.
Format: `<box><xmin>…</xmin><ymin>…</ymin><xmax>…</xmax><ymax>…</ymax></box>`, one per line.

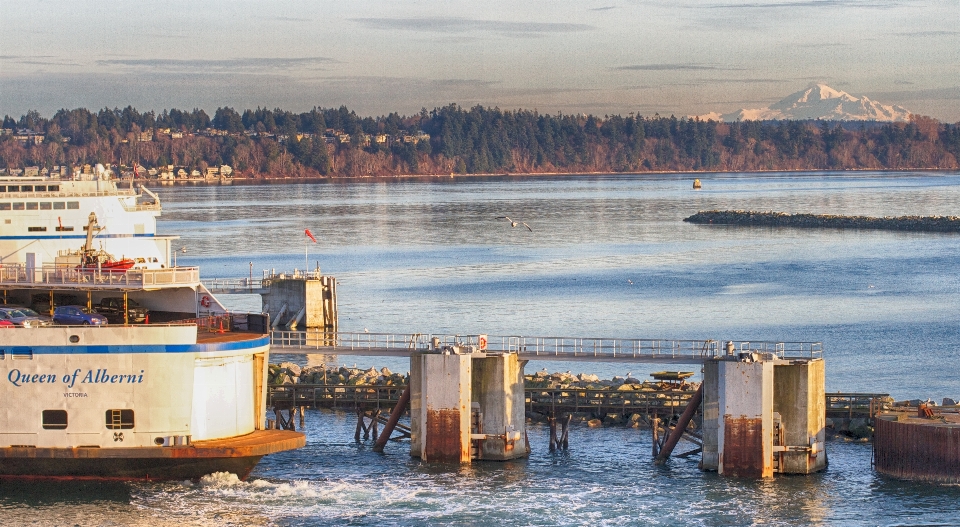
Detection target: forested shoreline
<box><xmin>2</xmin><ymin>105</ymin><xmax>959</xmax><ymax>178</ymax></box>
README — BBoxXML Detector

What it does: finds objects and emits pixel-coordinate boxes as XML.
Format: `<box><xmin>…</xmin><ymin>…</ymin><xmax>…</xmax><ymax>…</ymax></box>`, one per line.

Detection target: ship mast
<box><xmin>83</xmin><ymin>212</ymin><xmax>99</xmax><ymax>262</ymax></box>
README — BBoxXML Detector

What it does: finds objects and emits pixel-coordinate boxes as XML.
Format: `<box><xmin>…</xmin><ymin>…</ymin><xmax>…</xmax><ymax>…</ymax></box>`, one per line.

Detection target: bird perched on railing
<box><xmin>497</xmin><ymin>216</ymin><xmax>532</xmax><ymax>232</ymax></box>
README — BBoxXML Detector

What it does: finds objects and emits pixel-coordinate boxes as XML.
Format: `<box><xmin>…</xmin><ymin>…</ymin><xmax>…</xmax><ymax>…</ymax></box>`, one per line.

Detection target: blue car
<box><xmin>53</xmin><ymin>305</ymin><xmax>108</xmax><ymax>326</ymax></box>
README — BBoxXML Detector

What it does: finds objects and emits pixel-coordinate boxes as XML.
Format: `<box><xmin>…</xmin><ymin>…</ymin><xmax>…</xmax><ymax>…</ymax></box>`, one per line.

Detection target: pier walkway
<box><xmin>269</xmin><ymin>331</ymin><xmax>823</xmax><ymax>364</ymax></box>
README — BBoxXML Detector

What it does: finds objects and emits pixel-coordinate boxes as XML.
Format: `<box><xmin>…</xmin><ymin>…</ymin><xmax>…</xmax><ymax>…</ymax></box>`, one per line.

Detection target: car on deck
<box><xmin>0</xmin><ymin>306</ymin><xmax>53</xmax><ymax>327</ymax></box>
<box><xmin>53</xmin><ymin>305</ymin><xmax>109</xmax><ymax>326</ymax></box>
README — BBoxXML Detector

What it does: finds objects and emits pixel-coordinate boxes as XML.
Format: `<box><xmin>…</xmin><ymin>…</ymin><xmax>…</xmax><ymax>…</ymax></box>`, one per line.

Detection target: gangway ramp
<box><xmin>269</xmin><ymin>331</ymin><xmax>823</xmax><ymax>364</ymax></box>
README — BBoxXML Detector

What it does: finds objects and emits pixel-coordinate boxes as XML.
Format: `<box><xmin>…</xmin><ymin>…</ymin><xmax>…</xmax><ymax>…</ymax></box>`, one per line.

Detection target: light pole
<box><xmin>173</xmin><ymin>246</ymin><xmax>186</xmax><ymax>267</ymax></box>
<box><xmin>249</xmin><ymin>261</ymin><xmax>253</xmax><ymax>291</ymax></box>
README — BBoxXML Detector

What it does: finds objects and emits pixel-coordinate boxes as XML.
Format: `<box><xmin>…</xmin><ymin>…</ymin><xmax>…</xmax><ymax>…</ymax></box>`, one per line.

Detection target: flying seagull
<box><xmin>497</xmin><ymin>216</ymin><xmax>533</xmax><ymax>232</ymax></box>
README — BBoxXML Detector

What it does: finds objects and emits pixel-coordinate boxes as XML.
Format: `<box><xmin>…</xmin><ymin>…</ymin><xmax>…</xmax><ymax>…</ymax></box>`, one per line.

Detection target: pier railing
<box><xmin>269</xmin><ymin>331</ymin><xmax>823</xmax><ymax>362</ymax></box>
<box><xmin>0</xmin><ymin>263</ymin><xmax>200</xmax><ymax>289</ymax></box>
<box><xmin>204</xmin><ymin>269</ymin><xmax>325</xmax><ymax>293</ymax></box>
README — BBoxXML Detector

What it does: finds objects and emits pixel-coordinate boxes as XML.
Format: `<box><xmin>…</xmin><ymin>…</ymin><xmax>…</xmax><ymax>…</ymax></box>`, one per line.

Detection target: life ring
<box><xmin>200</xmin><ymin>295</ymin><xmax>211</xmax><ymax>308</ymax></box>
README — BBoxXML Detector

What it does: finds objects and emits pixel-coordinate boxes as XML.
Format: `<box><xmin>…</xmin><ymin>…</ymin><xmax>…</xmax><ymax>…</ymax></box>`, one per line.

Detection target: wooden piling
<box><xmin>355</xmin><ymin>410</ymin><xmax>364</xmax><ymax>441</ymax></box>
<box><xmin>548</xmin><ymin>416</ymin><xmax>558</xmax><ymax>451</ymax></box>
<box><xmin>651</xmin><ymin>417</ymin><xmax>660</xmax><ymax>457</ymax></box>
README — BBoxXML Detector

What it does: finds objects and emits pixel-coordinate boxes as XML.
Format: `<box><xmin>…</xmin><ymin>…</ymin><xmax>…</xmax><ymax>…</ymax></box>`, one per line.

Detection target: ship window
<box><xmin>34</xmin><ymin>185</ymin><xmax>46</xmax><ymax>192</ymax></box>
<box><xmin>26</xmin><ymin>202</ymin><xmax>38</xmax><ymax>210</ymax></box>
<box><xmin>105</xmin><ymin>409</ymin><xmax>134</xmax><ymax>430</ymax></box>
<box><xmin>67</xmin><ymin>201</ymin><xmax>79</xmax><ymax>209</ymax></box>
<box><xmin>12</xmin><ymin>202</ymin><xmax>24</xmax><ymax>210</ymax></box>
<box><xmin>28</xmin><ymin>227</ymin><xmax>47</xmax><ymax>232</ymax></box>
<box><xmin>53</xmin><ymin>202</ymin><xmax>65</xmax><ymax>210</ymax></box>
<box><xmin>56</xmin><ymin>226</ymin><xmax>74</xmax><ymax>232</ymax></box>
<box><xmin>48</xmin><ymin>185</ymin><xmax>59</xmax><ymax>192</ymax></box>
<box><xmin>0</xmin><ymin>203</ymin><xmax>9</xmax><ymax>210</ymax></box>
<box><xmin>42</xmin><ymin>410</ymin><xmax>68</xmax><ymax>430</ymax></box>
<box><xmin>0</xmin><ymin>186</ymin><xmax>5</xmax><ymax>192</ymax></box>
<box><xmin>40</xmin><ymin>202</ymin><xmax>52</xmax><ymax>210</ymax></box>
<box><xmin>20</xmin><ymin>185</ymin><xmax>33</xmax><ymax>192</ymax></box>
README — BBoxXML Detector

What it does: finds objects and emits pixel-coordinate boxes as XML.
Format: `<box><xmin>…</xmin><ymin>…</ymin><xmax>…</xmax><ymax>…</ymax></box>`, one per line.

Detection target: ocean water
<box><xmin>3</xmin><ymin>171</ymin><xmax>959</xmax><ymax>525</ymax></box>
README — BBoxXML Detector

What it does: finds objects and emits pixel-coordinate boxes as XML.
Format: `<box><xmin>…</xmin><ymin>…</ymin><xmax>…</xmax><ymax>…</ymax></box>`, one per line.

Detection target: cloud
<box><xmin>871</xmin><ymin>86</ymin><xmax>960</xmax><ymax>101</ymax></box>
<box><xmin>614</xmin><ymin>64</ymin><xmax>745</xmax><ymax>71</ymax></box>
<box><xmin>590</xmin><ymin>6</ymin><xmax>618</xmax><ymax>11</ymax></box>
<box><xmin>95</xmin><ymin>57</ymin><xmax>338</xmax><ymax>73</ymax></box>
<box><xmin>700</xmin><ymin>0</ymin><xmax>904</xmax><ymax>9</ymax></box>
<box><xmin>892</xmin><ymin>30</ymin><xmax>960</xmax><ymax>37</ymax></box>
<box><xmin>350</xmin><ymin>17</ymin><xmax>593</xmax><ymax>37</ymax></box>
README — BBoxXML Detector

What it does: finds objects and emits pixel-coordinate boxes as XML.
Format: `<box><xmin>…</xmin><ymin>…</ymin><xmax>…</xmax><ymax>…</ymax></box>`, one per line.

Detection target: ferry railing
<box><xmin>268</xmin><ymin>331</ymin><xmax>823</xmax><ymax>362</ymax></box>
<box><xmin>169</xmin><ymin>312</ymin><xmax>271</xmax><ymax>335</ymax></box>
<box><xmin>0</xmin><ymin>263</ymin><xmax>200</xmax><ymax>288</ymax></box>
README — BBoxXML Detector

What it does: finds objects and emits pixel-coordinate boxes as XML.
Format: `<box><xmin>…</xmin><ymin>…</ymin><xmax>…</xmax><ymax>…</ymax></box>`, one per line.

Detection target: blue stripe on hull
<box><xmin>0</xmin><ymin>233</ymin><xmax>156</xmax><ymax>240</ymax></box>
<box><xmin>2</xmin><ymin>336</ymin><xmax>270</xmax><ymax>355</ymax></box>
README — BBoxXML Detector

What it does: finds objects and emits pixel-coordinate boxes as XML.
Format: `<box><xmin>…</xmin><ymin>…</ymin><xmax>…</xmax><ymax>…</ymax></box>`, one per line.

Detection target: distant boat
<box><xmin>693</xmin><ymin>179</ymin><xmax>702</xmax><ymax>190</ymax></box>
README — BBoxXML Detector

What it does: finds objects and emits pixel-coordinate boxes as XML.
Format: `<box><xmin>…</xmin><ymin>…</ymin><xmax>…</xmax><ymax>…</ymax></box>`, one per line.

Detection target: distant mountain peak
<box><xmin>696</xmin><ymin>84</ymin><xmax>912</xmax><ymax>122</ymax></box>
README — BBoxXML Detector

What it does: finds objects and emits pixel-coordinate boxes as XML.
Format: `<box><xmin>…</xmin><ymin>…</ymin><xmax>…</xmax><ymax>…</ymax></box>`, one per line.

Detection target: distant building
<box><xmin>13</xmin><ymin>130</ymin><xmax>44</xmax><ymax>145</ymax></box>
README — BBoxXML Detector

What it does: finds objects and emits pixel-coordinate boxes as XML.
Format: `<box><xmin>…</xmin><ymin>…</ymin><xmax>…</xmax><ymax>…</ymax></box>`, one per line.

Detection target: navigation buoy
<box><xmin>693</xmin><ymin>179</ymin><xmax>702</xmax><ymax>190</ymax></box>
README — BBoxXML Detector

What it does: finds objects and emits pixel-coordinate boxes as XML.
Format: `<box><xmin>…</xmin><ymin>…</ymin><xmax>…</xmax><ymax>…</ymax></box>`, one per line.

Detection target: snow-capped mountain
<box><xmin>698</xmin><ymin>84</ymin><xmax>911</xmax><ymax>122</ymax></box>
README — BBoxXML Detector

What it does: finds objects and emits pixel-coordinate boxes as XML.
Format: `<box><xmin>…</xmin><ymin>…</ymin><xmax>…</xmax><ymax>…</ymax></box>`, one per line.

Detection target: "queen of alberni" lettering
<box><xmin>6</xmin><ymin>368</ymin><xmax>145</xmax><ymax>388</ymax></box>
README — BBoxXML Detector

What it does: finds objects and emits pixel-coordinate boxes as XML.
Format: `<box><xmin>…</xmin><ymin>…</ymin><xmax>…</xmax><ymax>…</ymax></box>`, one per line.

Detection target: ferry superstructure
<box><xmin>0</xmin><ymin>169</ymin><xmax>171</xmax><ymax>268</ymax></box>
<box><xmin>0</xmin><ymin>171</ymin><xmax>304</xmax><ymax>481</ymax></box>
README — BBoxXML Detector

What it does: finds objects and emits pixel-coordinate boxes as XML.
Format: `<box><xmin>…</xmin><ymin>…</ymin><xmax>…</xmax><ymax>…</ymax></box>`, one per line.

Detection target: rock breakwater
<box><xmin>684</xmin><ymin>210</ymin><xmax>960</xmax><ymax>232</ymax></box>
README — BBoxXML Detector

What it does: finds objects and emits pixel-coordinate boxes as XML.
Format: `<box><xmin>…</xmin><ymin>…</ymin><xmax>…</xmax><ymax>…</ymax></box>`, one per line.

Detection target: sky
<box><xmin>1</xmin><ymin>0</ymin><xmax>958</xmax><ymax>122</ymax></box>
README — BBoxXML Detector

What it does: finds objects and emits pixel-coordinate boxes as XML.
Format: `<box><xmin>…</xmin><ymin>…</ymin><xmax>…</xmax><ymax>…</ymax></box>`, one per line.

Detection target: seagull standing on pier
<box><xmin>497</xmin><ymin>216</ymin><xmax>533</xmax><ymax>232</ymax></box>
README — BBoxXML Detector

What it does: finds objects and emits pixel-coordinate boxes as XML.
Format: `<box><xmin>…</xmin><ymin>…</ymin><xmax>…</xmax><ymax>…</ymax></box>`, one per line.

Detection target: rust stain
<box><xmin>874</xmin><ymin>416</ymin><xmax>960</xmax><ymax>484</ymax></box>
<box><xmin>722</xmin><ymin>416</ymin><xmax>768</xmax><ymax>478</ymax></box>
<box><xmin>424</xmin><ymin>409</ymin><xmax>467</xmax><ymax>462</ymax></box>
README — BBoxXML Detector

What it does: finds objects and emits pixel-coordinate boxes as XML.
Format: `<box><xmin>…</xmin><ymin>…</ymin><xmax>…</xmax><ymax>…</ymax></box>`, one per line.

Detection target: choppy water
<box><xmin>3</xmin><ymin>171</ymin><xmax>959</xmax><ymax>525</ymax></box>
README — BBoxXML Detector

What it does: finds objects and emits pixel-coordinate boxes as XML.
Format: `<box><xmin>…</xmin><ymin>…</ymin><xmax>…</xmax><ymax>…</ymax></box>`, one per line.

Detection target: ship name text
<box><xmin>6</xmin><ymin>368</ymin><xmax>145</xmax><ymax>388</ymax></box>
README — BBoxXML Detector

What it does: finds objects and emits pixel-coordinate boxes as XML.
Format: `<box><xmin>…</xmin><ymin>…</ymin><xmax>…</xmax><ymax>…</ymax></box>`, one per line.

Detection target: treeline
<box><xmin>2</xmin><ymin>105</ymin><xmax>959</xmax><ymax>178</ymax></box>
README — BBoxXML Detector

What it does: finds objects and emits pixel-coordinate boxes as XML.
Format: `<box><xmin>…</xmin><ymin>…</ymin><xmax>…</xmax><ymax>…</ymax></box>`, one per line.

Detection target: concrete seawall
<box><xmin>684</xmin><ymin>211</ymin><xmax>960</xmax><ymax>233</ymax></box>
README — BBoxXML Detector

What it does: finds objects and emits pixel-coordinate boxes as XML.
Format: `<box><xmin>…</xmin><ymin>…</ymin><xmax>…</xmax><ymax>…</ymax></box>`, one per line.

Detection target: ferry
<box><xmin>0</xmin><ymin>167</ymin><xmax>304</xmax><ymax>481</ymax></box>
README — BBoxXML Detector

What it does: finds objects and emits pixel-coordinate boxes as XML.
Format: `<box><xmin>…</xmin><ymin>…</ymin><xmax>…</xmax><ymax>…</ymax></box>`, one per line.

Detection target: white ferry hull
<box><xmin>0</xmin><ymin>325</ymin><xmax>304</xmax><ymax>481</ymax></box>
<box><xmin>1</xmin><ymin>174</ymin><xmax>304</xmax><ymax>480</ymax></box>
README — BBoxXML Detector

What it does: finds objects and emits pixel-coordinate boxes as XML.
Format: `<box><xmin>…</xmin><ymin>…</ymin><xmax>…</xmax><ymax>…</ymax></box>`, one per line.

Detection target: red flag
<box><xmin>305</xmin><ymin>229</ymin><xmax>317</xmax><ymax>243</ymax></box>
<box><xmin>133</xmin><ymin>162</ymin><xmax>140</xmax><ymax>178</ymax></box>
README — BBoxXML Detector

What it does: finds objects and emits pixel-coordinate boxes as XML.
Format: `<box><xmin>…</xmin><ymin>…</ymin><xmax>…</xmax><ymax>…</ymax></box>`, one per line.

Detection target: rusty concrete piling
<box><xmin>701</xmin><ymin>353</ymin><xmax>826</xmax><ymax>478</ymax></box>
<box><xmin>409</xmin><ymin>342</ymin><xmax>529</xmax><ymax>463</ymax></box>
